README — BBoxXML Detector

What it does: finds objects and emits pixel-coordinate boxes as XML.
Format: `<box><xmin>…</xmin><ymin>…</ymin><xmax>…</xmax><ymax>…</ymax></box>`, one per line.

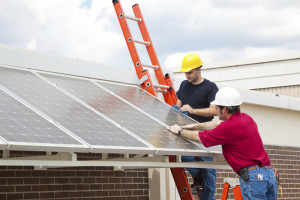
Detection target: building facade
<box><xmin>1</xmin><ymin>45</ymin><xmax>300</xmax><ymax>199</ymax></box>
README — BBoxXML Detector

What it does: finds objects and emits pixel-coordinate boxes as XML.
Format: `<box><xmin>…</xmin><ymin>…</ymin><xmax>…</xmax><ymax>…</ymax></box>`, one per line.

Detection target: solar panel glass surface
<box><xmin>99</xmin><ymin>82</ymin><xmax>222</xmax><ymax>153</ymax></box>
<box><xmin>0</xmin><ymin>89</ymin><xmax>86</xmax><ymax>149</ymax></box>
<box><xmin>41</xmin><ymin>73</ymin><xmax>205</xmax><ymax>152</ymax></box>
<box><xmin>0</xmin><ymin>67</ymin><xmax>149</xmax><ymax>150</ymax></box>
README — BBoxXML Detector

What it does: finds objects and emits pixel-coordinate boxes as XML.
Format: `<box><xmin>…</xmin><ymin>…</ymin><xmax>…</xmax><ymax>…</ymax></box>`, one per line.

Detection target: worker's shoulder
<box><xmin>180</xmin><ymin>79</ymin><xmax>189</xmax><ymax>84</ymax></box>
<box><xmin>178</xmin><ymin>80</ymin><xmax>189</xmax><ymax>88</ymax></box>
<box><xmin>203</xmin><ymin>78</ymin><xmax>217</xmax><ymax>86</ymax></box>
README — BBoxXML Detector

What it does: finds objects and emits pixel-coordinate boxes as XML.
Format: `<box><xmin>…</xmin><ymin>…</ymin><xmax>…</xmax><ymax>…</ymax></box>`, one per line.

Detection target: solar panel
<box><xmin>40</xmin><ymin>73</ymin><xmax>212</xmax><ymax>155</ymax></box>
<box><xmin>97</xmin><ymin>82</ymin><xmax>222</xmax><ymax>153</ymax></box>
<box><xmin>0</xmin><ymin>88</ymin><xmax>88</xmax><ymax>152</ymax></box>
<box><xmin>0</xmin><ymin>67</ymin><xmax>153</xmax><ymax>154</ymax></box>
<box><xmin>98</xmin><ymin>82</ymin><xmax>196</xmax><ymax>126</ymax></box>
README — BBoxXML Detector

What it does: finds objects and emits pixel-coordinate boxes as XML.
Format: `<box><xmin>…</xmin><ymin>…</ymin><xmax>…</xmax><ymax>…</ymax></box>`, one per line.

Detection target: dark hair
<box><xmin>219</xmin><ymin>105</ymin><xmax>240</xmax><ymax>114</ymax></box>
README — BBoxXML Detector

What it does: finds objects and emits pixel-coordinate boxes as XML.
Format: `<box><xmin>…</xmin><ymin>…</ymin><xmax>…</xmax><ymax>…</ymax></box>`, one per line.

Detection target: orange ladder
<box><xmin>221</xmin><ymin>178</ymin><xmax>243</xmax><ymax>200</ymax></box>
<box><xmin>112</xmin><ymin>0</ymin><xmax>177</xmax><ymax>106</ymax></box>
<box><xmin>112</xmin><ymin>1</ymin><xmax>193</xmax><ymax>199</ymax></box>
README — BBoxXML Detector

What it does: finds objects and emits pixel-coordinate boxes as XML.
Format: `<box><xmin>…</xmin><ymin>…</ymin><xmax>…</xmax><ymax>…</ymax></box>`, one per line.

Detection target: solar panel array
<box><xmin>0</xmin><ymin>66</ymin><xmax>221</xmax><ymax>155</ymax></box>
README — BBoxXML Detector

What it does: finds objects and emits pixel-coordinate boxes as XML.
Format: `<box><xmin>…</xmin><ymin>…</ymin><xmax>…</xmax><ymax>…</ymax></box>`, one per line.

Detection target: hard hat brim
<box><xmin>211</xmin><ymin>100</ymin><xmax>243</xmax><ymax>106</ymax></box>
<box><xmin>179</xmin><ymin>65</ymin><xmax>202</xmax><ymax>72</ymax></box>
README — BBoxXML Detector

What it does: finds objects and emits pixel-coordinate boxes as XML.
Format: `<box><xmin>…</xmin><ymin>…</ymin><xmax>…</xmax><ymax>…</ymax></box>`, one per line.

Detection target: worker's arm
<box><xmin>180</xmin><ymin>104</ymin><xmax>217</xmax><ymax>117</ymax></box>
<box><xmin>167</xmin><ymin>124</ymin><xmax>201</xmax><ymax>143</ymax></box>
<box><xmin>176</xmin><ymin>99</ymin><xmax>182</xmax><ymax>107</ymax></box>
<box><xmin>182</xmin><ymin>120</ymin><xmax>221</xmax><ymax>130</ymax></box>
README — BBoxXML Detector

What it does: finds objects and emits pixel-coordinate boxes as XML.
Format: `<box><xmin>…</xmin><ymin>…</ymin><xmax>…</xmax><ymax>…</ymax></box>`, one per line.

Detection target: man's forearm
<box><xmin>194</xmin><ymin>121</ymin><xmax>220</xmax><ymax>130</ymax></box>
<box><xmin>191</xmin><ymin>107</ymin><xmax>217</xmax><ymax>117</ymax></box>
<box><xmin>180</xmin><ymin>129</ymin><xmax>201</xmax><ymax>143</ymax></box>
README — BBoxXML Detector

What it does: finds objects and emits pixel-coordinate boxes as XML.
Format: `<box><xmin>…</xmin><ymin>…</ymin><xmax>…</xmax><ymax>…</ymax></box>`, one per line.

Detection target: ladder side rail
<box><xmin>232</xmin><ymin>185</ymin><xmax>243</xmax><ymax>200</ymax></box>
<box><xmin>221</xmin><ymin>183</ymin><xmax>230</xmax><ymax>200</ymax></box>
<box><xmin>169</xmin><ymin>156</ymin><xmax>194</xmax><ymax>200</ymax></box>
<box><xmin>113</xmin><ymin>0</ymin><xmax>156</xmax><ymax>96</ymax></box>
<box><xmin>221</xmin><ymin>180</ymin><xmax>244</xmax><ymax>200</ymax></box>
<box><xmin>165</xmin><ymin>73</ymin><xmax>178</xmax><ymax>105</ymax></box>
<box><xmin>132</xmin><ymin>4</ymin><xmax>177</xmax><ymax>106</ymax></box>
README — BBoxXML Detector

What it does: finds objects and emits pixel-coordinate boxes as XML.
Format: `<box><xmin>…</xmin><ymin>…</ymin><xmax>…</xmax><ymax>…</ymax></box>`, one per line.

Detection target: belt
<box><xmin>247</xmin><ymin>166</ymin><xmax>272</xmax><ymax>171</ymax></box>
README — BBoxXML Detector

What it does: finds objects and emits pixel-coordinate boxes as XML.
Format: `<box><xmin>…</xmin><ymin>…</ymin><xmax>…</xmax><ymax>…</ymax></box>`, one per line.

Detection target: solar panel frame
<box><xmin>40</xmin><ymin>72</ymin><xmax>217</xmax><ymax>156</ymax></box>
<box><xmin>97</xmin><ymin>81</ymin><xmax>198</xmax><ymax>126</ymax></box>
<box><xmin>33</xmin><ymin>71</ymin><xmax>156</xmax><ymax>154</ymax></box>
<box><xmin>0</xmin><ymin>83</ymin><xmax>91</xmax><ymax>153</ymax></box>
<box><xmin>0</xmin><ymin>65</ymin><xmax>222</xmax><ymax>156</ymax></box>
<box><xmin>0</xmin><ymin>66</ymin><xmax>155</xmax><ymax>155</ymax></box>
<box><xmin>96</xmin><ymin>81</ymin><xmax>223</xmax><ymax>154</ymax></box>
<box><xmin>93</xmin><ymin>81</ymin><xmax>211</xmax><ymax>156</ymax></box>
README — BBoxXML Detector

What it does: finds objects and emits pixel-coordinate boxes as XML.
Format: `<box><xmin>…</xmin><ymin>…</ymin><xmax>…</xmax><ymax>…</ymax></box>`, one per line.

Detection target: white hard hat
<box><xmin>211</xmin><ymin>87</ymin><xmax>243</xmax><ymax>106</ymax></box>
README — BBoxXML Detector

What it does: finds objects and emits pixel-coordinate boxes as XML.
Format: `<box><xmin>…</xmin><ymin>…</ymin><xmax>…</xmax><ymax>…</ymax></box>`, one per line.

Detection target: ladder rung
<box><xmin>125</xmin><ymin>15</ymin><xmax>142</xmax><ymax>23</ymax></box>
<box><xmin>133</xmin><ymin>39</ymin><xmax>150</xmax><ymax>46</ymax></box>
<box><xmin>142</xmin><ymin>64</ymin><xmax>158</xmax><ymax>70</ymax></box>
<box><xmin>155</xmin><ymin>89</ymin><xmax>167</xmax><ymax>94</ymax></box>
<box><xmin>153</xmin><ymin>84</ymin><xmax>171</xmax><ymax>89</ymax></box>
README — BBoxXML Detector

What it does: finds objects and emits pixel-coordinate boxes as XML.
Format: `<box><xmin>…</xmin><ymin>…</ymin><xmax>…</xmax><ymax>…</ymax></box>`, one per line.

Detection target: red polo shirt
<box><xmin>199</xmin><ymin>112</ymin><xmax>270</xmax><ymax>174</ymax></box>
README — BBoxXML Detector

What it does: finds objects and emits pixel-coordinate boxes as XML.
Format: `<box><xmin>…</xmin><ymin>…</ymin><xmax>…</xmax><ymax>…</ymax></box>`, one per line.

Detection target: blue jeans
<box><xmin>182</xmin><ymin>156</ymin><xmax>216</xmax><ymax>200</ymax></box>
<box><xmin>240</xmin><ymin>166</ymin><xmax>278</xmax><ymax>200</ymax></box>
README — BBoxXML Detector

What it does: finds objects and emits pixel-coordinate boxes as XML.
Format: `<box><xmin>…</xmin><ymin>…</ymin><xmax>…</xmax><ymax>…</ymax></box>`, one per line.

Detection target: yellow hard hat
<box><xmin>180</xmin><ymin>53</ymin><xmax>203</xmax><ymax>72</ymax></box>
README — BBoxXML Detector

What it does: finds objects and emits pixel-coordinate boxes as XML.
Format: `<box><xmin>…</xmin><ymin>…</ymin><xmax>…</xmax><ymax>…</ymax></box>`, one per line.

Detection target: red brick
<box><xmin>76</xmin><ymin>184</ymin><xmax>90</xmax><ymax>190</ymax></box>
<box><xmin>7</xmin><ymin>193</ymin><xmax>23</xmax><ymax>200</ymax></box>
<box><xmin>32</xmin><ymin>185</ymin><xmax>47</xmax><ymax>191</ymax></box>
<box><xmin>40</xmin><ymin>192</ymin><xmax>55</xmax><ymax>199</ymax></box>
<box><xmin>0</xmin><ymin>170</ymin><xmax>15</xmax><ymax>177</ymax></box>
<box><xmin>24</xmin><ymin>193</ymin><xmax>39</xmax><ymax>199</ymax></box>
<box><xmin>16</xmin><ymin>185</ymin><xmax>31</xmax><ymax>192</ymax></box>
<box><xmin>0</xmin><ymin>185</ymin><xmax>14</xmax><ymax>192</ymax></box>
<box><xmin>7</xmin><ymin>178</ymin><xmax>23</xmax><ymax>184</ymax></box>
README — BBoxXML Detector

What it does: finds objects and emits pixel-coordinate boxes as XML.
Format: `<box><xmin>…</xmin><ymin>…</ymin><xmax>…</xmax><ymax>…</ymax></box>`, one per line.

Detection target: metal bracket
<box><xmin>138</xmin><ymin>75</ymin><xmax>149</xmax><ymax>85</ymax></box>
<box><xmin>224</xmin><ymin>178</ymin><xmax>240</xmax><ymax>189</ymax></box>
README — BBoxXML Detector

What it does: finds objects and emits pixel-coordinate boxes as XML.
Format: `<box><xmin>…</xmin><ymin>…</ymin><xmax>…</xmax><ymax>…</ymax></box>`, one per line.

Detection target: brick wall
<box><xmin>1</xmin><ymin>145</ymin><xmax>299</xmax><ymax>200</ymax></box>
<box><xmin>0</xmin><ymin>152</ymin><xmax>149</xmax><ymax>200</ymax></box>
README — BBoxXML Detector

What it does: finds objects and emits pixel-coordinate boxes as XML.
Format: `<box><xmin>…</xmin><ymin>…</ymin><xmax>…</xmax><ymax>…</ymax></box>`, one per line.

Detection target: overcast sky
<box><xmin>1</xmin><ymin>0</ymin><xmax>300</xmax><ymax>72</ymax></box>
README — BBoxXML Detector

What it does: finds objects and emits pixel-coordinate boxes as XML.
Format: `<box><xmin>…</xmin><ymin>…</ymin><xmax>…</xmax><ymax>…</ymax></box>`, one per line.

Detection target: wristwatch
<box><xmin>178</xmin><ymin>128</ymin><xmax>183</xmax><ymax>136</ymax></box>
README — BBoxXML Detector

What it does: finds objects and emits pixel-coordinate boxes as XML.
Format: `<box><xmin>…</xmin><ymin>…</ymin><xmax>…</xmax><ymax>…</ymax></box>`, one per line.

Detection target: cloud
<box><xmin>0</xmin><ymin>0</ymin><xmax>299</xmax><ymax>71</ymax></box>
<box><xmin>0</xmin><ymin>1</ymin><xmax>39</xmax><ymax>46</ymax></box>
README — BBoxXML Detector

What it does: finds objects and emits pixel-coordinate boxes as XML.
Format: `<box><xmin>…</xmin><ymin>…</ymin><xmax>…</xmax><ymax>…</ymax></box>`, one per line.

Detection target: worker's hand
<box><xmin>181</xmin><ymin>123</ymin><xmax>197</xmax><ymax>130</ymax></box>
<box><xmin>167</xmin><ymin>124</ymin><xmax>181</xmax><ymax>135</ymax></box>
<box><xmin>180</xmin><ymin>104</ymin><xmax>194</xmax><ymax>114</ymax></box>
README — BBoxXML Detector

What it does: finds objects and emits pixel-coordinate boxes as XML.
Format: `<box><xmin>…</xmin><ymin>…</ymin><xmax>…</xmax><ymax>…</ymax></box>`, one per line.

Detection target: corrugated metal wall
<box><xmin>254</xmin><ymin>85</ymin><xmax>300</xmax><ymax>98</ymax></box>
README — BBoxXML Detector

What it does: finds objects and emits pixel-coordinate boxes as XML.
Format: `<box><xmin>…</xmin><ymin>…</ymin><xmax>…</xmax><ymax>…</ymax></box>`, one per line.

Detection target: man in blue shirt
<box><xmin>176</xmin><ymin>53</ymin><xmax>218</xmax><ymax>200</ymax></box>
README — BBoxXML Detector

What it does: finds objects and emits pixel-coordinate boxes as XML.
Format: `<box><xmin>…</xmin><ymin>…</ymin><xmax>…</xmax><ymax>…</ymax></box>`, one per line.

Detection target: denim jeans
<box><xmin>240</xmin><ymin>166</ymin><xmax>278</xmax><ymax>200</ymax></box>
<box><xmin>182</xmin><ymin>156</ymin><xmax>216</xmax><ymax>200</ymax></box>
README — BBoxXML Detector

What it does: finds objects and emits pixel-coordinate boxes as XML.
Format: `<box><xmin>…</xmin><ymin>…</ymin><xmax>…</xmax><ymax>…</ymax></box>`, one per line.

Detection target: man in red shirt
<box><xmin>168</xmin><ymin>87</ymin><xmax>278</xmax><ymax>199</ymax></box>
